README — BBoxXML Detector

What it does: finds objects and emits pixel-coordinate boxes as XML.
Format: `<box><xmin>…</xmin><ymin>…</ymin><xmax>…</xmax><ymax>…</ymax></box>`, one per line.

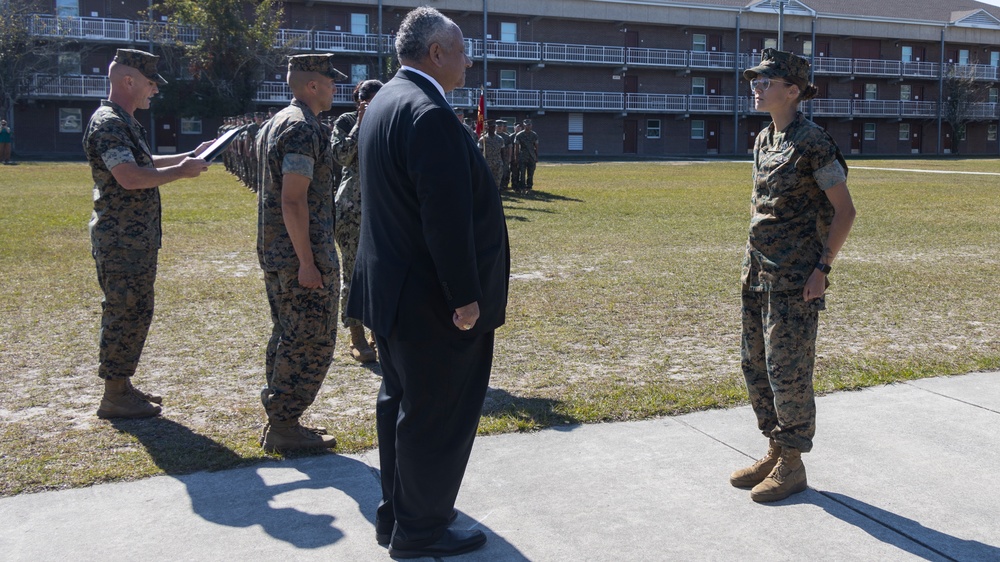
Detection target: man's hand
<box><xmin>803</xmin><ymin>269</ymin><xmax>826</xmax><ymax>301</ymax></box>
<box><xmin>298</xmin><ymin>261</ymin><xmax>323</xmax><ymax>289</ymax></box>
<box><xmin>192</xmin><ymin>140</ymin><xmax>214</xmax><ymax>157</ymax></box>
<box><xmin>453</xmin><ymin>301</ymin><xmax>480</xmax><ymax>331</ymax></box>
<box><xmin>177</xmin><ymin>156</ymin><xmax>209</xmax><ymax>178</ymax></box>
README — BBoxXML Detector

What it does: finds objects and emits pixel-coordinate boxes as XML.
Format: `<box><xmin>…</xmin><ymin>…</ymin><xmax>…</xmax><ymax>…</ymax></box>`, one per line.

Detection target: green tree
<box><xmin>0</xmin><ymin>2</ymin><xmax>72</xmax><ymax>122</ymax></box>
<box><xmin>943</xmin><ymin>65</ymin><xmax>988</xmax><ymax>155</ymax></box>
<box><xmin>150</xmin><ymin>0</ymin><xmax>287</xmax><ymax>118</ymax></box>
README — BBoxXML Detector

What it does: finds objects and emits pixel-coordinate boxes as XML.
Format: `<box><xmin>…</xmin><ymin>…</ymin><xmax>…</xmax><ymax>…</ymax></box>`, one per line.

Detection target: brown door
<box><xmin>747</xmin><ymin>120</ymin><xmax>761</xmax><ymax>153</ymax></box>
<box><xmin>487</xmin><ymin>21</ymin><xmax>499</xmax><ymax>41</ymax></box>
<box><xmin>911</xmin><ymin>86</ymin><xmax>924</xmax><ymax>101</ymax></box>
<box><xmin>852</xmin><ymin>39</ymin><xmax>880</xmax><ymax>60</ymax></box>
<box><xmin>330</xmin><ymin>13</ymin><xmax>348</xmax><ymax>33</ymax></box>
<box><xmin>851</xmin><ymin>122</ymin><xmax>863</xmax><ymax>153</ymax></box>
<box><xmin>816</xmin><ymin>42</ymin><xmax>831</xmax><ymax>57</ymax></box>
<box><xmin>487</xmin><ymin>70</ymin><xmax>498</xmax><ymax>89</ymax></box>
<box><xmin>624</xmin><ymin>30</ymin><xmax>638</xmax><ymax>48</ymax></box>
<box><xmin>706</xmin><ymin>120</ymin><xmax>720</xmax><ymax>153</ymax></box>
<box><xmin>623</xmin><ymin>75</ymin><xmax>638</xmax><ymax>94</ymax></box>
<box><xmin>706</xmin><ymin>77</ymin><xmax>722</xmax><ymax>96</ymax></box>
<box><xmin>708</xmin><ymin>34</ymin><xmax>722</xmax><ymax>52</ymax></box>
<box><xmin>623</xmin><ymin>119</ymin><xmax>638</xmax><ymax>154</ymax></box>
<box><xmin>913</xmin><ymin>46</ymin><xmax>926</xmax><ymax>62</ymax></box>
<box><xmin>852</xmin><ymin>83</ymin><xmax>864</xmax><ymax>100</ymax></box>
<box><xmin>910</xmin><ymin>123</ymin><xmax>922</xmax><ymax>153</ymax></box>
<box><xmin>946</xmin><ymin>49</ymin><xmax>959</xmax><ymax>64</ymax></box>
<box><xmin>156</xmin><ymin>117</ymin><xmax>178</xmax><ymax>154</ymax></box>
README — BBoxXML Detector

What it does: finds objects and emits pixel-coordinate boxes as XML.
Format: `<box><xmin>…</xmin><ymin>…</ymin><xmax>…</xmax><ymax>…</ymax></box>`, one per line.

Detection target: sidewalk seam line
<box><xmin>902</xmin><ymin>382</ymin><xmax>1000</xmax><ymax>415</ymax></box>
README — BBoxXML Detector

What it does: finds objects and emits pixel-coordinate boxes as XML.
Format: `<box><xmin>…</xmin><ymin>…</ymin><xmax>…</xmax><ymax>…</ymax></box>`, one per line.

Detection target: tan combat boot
<box><xmin>126</xmin><ymin>378</ymin><xmax>162</xmax><ymax>404</ymax></box>
<box><xmin>261</xmin><ymin>419</ymin><xmax>337</xmax><ymax>453</ymax></box>
<box><xmin>96</xmin><ymin>378</ymin><xmax>162</xmax><ymax>419</ymax></box>
<box><xmin>730</xmin><ymin>439</ymin><xmax>781</xmax><ymax>488</ymax></box>
<box><xmin>349</xmin><ymin>325</ymin><xmax>377</xmax><ymax>363</ymax></box>
<box><xmin>750</xmin><ymin>447</ymin><xmax>808</xmax><ymax>503</ymax></box>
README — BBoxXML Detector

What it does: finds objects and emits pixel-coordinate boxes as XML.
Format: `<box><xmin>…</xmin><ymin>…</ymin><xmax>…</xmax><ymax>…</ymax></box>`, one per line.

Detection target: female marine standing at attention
<box><xmin>730</xmin><ymin>49</ymin><xmax>856</xmax><ymax>503</ymax></box>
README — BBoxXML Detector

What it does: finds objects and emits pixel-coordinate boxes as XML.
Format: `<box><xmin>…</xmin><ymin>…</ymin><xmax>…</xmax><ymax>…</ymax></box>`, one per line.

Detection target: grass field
<box><xmin>1</xmin><ymin>159</ymin><xmax>998</xmax><ymax>496</ymax></box>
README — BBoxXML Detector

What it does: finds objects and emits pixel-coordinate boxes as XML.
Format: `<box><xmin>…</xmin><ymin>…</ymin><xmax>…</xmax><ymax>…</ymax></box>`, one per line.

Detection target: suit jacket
<box><xmin>347</xmin><ymin>69</ymin><xmax>510</xmax><ymax>341</ymax></box>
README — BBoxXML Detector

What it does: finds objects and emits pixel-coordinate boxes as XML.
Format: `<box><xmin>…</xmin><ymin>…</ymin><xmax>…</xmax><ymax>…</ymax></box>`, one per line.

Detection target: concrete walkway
<box><xmin>1</xmin><ymin>372</ymin><xmax>998</xmax><ymax>561</ymax></box>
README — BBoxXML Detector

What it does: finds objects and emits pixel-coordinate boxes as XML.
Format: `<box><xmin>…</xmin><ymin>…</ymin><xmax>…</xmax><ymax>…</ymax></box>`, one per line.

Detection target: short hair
<box><xmin>395</xmin><ymin>7</ymin><xmax>454</xmax><ymax>62</ymax></box>
<box><xmin>353</xmin><ymin>79</ymin><xmax>384</xmax><ymax>104</ymax></box>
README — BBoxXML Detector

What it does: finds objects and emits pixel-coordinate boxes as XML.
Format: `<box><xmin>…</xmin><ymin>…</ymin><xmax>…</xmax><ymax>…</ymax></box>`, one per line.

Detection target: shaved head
<box><xmin>288</xmin><ymin>70</ymin><xmax>322</xmax><ymax>94</ymax></box>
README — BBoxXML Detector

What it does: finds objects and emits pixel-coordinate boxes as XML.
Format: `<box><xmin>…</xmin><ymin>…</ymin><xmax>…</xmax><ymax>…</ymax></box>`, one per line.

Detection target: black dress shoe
<box><xmin>376</xmin><ymin>510</ymin><xmax>458</xmax><ymax>546</ymax></box>
<box><xmin>388</xmin><ymin>529</ymin><xmax>487</xmax><ymax>559</ymax></box>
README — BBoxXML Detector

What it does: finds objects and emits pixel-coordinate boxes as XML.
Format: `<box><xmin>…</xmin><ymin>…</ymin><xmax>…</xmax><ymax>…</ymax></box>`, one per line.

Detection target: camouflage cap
<box><xmin>114</xmin><ymin>49</ymin><xmax>167</xmax><ymax>85</ymax></box>
<box><xmin>288</xmin><ymin>54</ymin><xmax>348</xmax><ymax>81</ymax></box>
<box><xmin>743</xmin><ymin>48</ymin><xmax>810</xmax><ymax>83</ymax></box>
<box><xmin>494</xmin><ymin>119</ymin><xmax>506</xmax><ymax>124</ymax></box>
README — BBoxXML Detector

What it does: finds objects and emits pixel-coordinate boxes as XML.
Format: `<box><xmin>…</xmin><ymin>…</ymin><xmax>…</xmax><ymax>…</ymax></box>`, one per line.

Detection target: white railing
<box><xmin>967</xmin><ymin>102</ymin><xmax>999</xmax><ymax>118</ymax></box>
<box><xmin>485</xmin><ymin>40</ymin><xmax>542</xmax><ymax>61</ymax></box>
<box><xmin>902</xmin><ymin>61</ymin><xmax>940</xmax><ymax>78</ymax></box>
<box><xmin>626</xmin><ymin>47</ymin><xmax>688</xmax><ymax>67</ymax></box>
<box><xmin>487</xmin><ymin>89</ymin><xmax>541</xmax><ymax>109</ymax></box>
<box><xmin>853</xmin><ymin>58</ymin><xmax>901</xmax><ymax>76</ymax></box>
<box><xmin>626</xmin><ymin>93</ymin><xmax>687</xmax><ymax>112</ymax></box>
<box><xmin>853</xmin><ymin>99</ymin><xmax>901</xmax><ymax>116</ymax></box>
<box><xmin>813</xmin><ymin>57</ymin><xmax>853</xmax><ymax>74</ymax></box>
<box><xmin>252</xmin><ymin>81</ymin><xmax>353</xmax><ymax>104</ymax></box>
<box><xmin>30</xmin><ymin>14</ymin><xmax>132</xmax><ymax>41</ymax></box>
<box><xmin>688</xmin><ymin>51</ymin><xmax>736</xmax><ymax>69</ymax></box>
<box><xmin>810</xmin><ymin>98</ymin><xmax>852</xmax><ymax>115</ymax></box>
<box><xmin>687</xmin><ymin>95</ymin><xmax>734</xmax><ymax>113</ymax></box>
<box><xmin>134</xmin><ymin>21</ymin><xmax>200</xmax><ymax>44</ymax></box>
<box><xmin>275</xmin><ymin>29</ymin><xmax>311</xmax><ymax>51</ymax></box>
<box><xmin>900</xmin><ymin>100</ymin><xmax>938</xmax><ymax>117</ymax></box>
<box><xmin>543</xmin><ymin>43</ymin><xmax>625</xmax><ymax>65</ymax></box>
<box><xmin>543</xmin><ymin>90</ymin><xmax>624</xmax><ymax>110</ymax></box>
<box><xmin>29</xmin><ymin>74</ymin><xmax>109</xmax><ymax>97</ymax></box>
<box><xmin>314</xmin><ymin>30</ymin><xmax>383</xmax><ymax>54</ymax></box>
<box><xmin>949</xmin><ymin>64</ymin><xmax>999</xmax><ymax>81</ymax></box>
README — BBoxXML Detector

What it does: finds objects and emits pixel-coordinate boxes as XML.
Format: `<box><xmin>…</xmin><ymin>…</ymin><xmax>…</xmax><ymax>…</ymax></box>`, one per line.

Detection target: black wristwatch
<box><xmin>815</xmin><ymin>262</ymin><xmax>832</xmax><ymax>275</ymax></box>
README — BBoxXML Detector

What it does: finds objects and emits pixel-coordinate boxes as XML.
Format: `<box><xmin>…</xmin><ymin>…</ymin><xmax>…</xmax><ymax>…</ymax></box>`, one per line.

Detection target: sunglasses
<box><xmin>750</xmin><ymin>78</ymin><xmax>793</xmax><ymax>91</ymax></box>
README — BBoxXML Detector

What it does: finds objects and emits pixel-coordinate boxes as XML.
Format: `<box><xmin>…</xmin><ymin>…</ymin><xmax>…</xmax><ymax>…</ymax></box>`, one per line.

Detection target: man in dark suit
<box><xmin>347</xmin><ymin>6</ymin><xmax>509</xmax><ymax>559</ymax></box>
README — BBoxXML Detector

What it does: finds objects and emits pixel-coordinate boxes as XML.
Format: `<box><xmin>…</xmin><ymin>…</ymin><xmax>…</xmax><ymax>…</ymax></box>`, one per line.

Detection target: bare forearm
<box><xmin>152</xmin><ymin>150</ymin><xmax>199</xmax><ymax>168</ymax></box>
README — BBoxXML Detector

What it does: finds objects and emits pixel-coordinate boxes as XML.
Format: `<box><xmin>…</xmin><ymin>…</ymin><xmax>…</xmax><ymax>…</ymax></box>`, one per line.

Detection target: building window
<box><xmin>351</xmin><ymin>13</ymin><xmax>368</xmax><ymax>35</ymax></box>
<box><xmin>500</xmin><ymin>70</ymin><xmax>516</xmax><ymax>89</ymax></box>
<box><xmin>691</xmin><ymin>77</ymin><xmax>706</xmax><ymax>96</ymax></box>
<box><xmin>58</xmin><ymin>52</ymin><xmax>81</xmax><ymax>75</ymax></box>
<box><xmin>992</xmin><ymin>52</ymin><xmax>1000</xmax><ymax>67</ymax></box>
<box><xmin>568</xmin><ymin>112</ymin><xmax>583</xmax><ymax>151</ymax></box>
<box><xmin>56</xmin><ymin>0</ymin><xmax>78</xmax><ymax>17</ymax></box>
<box><xmin>898</xmin><ymin>123</ymin><xmax>909</xmax><ymax>141</ymax></box>
<box><xmin>989</xmin><ymin>124</ymin><xmax>998</xmax><ymax>141</ymax></box>
<box><xmin>990</xmin><ymin>88</ymin><xmax>998</xmax><ymax>104</ymax></box>
<box><xmin>864</xmin><ymin>123</ymin><xmax>876</xmax><ymax>141</ymax></box>
<box><xmin>865</xmin><ymin>83</ymin><xmax>877</xmax><ymax>100</ymax></box>
<box><xmin>901</xmin><ymin>46</ymin><xmax>912</xmax><ymax>63</ymax></box>
<box><xmin>802</xmin><ymin>41</ymin><xmax>813</xmax><ymax>57</ymax></box>
<box><xmin>351</xmin><ymin>64</ymin><xmax>368</xmax><ymax>84</ymax></box>
<box><xmin>59</xmin><ymin>108</ymin><xmax>82</xmax><ymax>133</ymax></box>
<box><xmin>900</xmin><ymin>85</ymin><xmax>911</xmax><ymax>101</ymax></box>
<box><xmin>692</xmin><ymin>34</ymin><xmax>707</xmax><ymax>52</ymax></box>
<box><xmin>691</xmin><ymin>120</ymin><xmax>705</xmax><ymax>140</ymax></box>
<box><xmin>763</xmin><ymin>38</ymin><xmax>777</xmax><ymax>50</ymax></box>
<box><xmin>959</xmin><ymin>49</ymin><xmax>970</xmax><ymax>65</ymax></box>
<box><xmin>646</xmin><ymin>119</ymin><xmax>661</xmax><ymax>139</ymax></box>
<box><xmin>500</xmin><ymin>22</ymin><xmax>517</xmax><ymax>42</ymax></box>
<box><xmin>180</xmin><ymin>118</ymin><xmax>202</xmax><ymax>135</ymax></box>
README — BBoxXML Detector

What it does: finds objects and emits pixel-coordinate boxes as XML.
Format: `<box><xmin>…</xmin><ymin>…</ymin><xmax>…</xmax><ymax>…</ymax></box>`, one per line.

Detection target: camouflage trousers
<box><xmin>510</xmin><ymin>160</ymin><xmax>521</xmax><ymax>190</ymax></box>
<box><xmin>488</xmin><ymin>162</ymin><xmax>504</xmax><ymax>190</ymax></box>
<box><xmin>500</xmin><ymin>159</ymin><xmax>510</xmax><ymax>189</ymax></box>
<box><xmin>335</xmin><ymin>193</ymin><xmax>362</xmax><ymax>329</ymax></box>
<box><xmin>93</xmin><ymin>247</ymin><xmax>157</xmax><ymax>380</ymax></box>
<box><xmin>262</xmin><ymin>266</ymin><xmax>339</xmax><ymax>423</ymax></box>
<box><xmin>517</xmin><ymin>158</ymin><xmax>536</xmax><ymax>189</ymax></box>
<box><xmin>741</xmin><ymin>289</ymin><xmax>824</xmax><ymax>453</ymax></box>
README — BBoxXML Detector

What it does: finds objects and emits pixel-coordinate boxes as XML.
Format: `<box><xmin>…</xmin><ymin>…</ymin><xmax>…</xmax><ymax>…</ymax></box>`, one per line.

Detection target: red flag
<box><xmin>475</xmin><ymin>87</ymin><xmax>485</xmax><ymax>137</ymax></box>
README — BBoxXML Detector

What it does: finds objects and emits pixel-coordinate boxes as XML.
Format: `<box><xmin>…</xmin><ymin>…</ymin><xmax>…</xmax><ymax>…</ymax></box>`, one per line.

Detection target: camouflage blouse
<box><xmin>255</xmin><ymin>99</ymin><xmax>337</xmax><ymax>273</ymax></box>
<box><xmin>742</xmin><ymin>112</ymin><xmax>847</xmax><ymax>292</ymax></box>
<box><xmin>83</xmin><ymin>100</ymin><xmax>160</xmax><ymax>250</ymax></box>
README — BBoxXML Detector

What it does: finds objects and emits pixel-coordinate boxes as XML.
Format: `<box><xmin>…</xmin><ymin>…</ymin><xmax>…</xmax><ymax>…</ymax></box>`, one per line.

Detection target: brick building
<box><xmin>10</xmin><ymin>0</ymin><xmax>1000</xmax><ymax>158</ymax></box>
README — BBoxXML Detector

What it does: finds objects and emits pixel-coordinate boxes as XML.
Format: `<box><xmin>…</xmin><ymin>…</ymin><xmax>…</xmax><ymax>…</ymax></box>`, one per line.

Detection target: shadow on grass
<box><xmin>501</xmin><ymin>188</ymin><xmax>583</xmax><ymax>204</ymax></box>
<box><xmin>770</xmin><ymin>488</ymin><xmax>1000</xmax><ymax>561</ymax></box>
<box><xmin>481</xmin><ymin>387</ymin><xmax>581</xmax><ymax>431</ymax></box>
<box><xmin>111</xmin><ymin>417</ymin><xmax>377</xmax><ymax>549</ymax></box>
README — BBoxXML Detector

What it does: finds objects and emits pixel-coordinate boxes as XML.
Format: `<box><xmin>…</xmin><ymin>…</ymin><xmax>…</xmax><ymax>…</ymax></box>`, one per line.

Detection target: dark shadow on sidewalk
<box><xmin>110</xmin><ymin>417</ymin><xmax>368</xmax><ymax>549</ymax></box>
<box><xmin>482</xmin><ymin>387</ymin><xmax>580</xmax><ymax>432</ymax></box>
<box><xmin>770</xmin><ymin>488</ymin><xmax>1000</xmax><ymax>561</ymax></box>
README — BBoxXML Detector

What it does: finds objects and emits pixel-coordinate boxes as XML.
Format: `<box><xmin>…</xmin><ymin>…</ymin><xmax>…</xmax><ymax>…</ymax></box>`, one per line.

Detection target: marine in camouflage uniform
<box><xmin>514</xmin><ymin>119</ymin><xmax>539</xmax><ymax>190</ymax></box>
<box><xmin>478</xmin><ymin>120</ymin><xmax>505</xmax><ymax>189</ymax></box>
<box><xmin>255</xmin><ymin>53</ymin><xmax>347</xmax><ymax>452</ymax></box>
<box><xmin>496</xmin><ymin>120</ymin><xmax>512</xmax><ymax>190</ymax></box>
<box><xmin>84</xmin><ymin>48</ymin><xmax>210</xmax><ymax>419</ymax></box>
<box><xmin>733</xmin><ymin>49</ymin><xmax>856</xmax><ymax>503</ymax></box>
<box><xmin>331</xmin><ymin>79</ymin><xmax>382</xmax><ymax>363</ymax></box>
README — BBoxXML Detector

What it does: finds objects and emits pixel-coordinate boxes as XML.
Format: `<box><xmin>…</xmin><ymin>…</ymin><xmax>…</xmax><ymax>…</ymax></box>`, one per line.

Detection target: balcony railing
<box><xmin>29</xmin><ymin>14</ymin><xmax>133</xmax><ymax>42</ymax></box>
<box><xmin>314</xmin><ymin>31</ymin><xmax>385</xmax><ymax>54</ymax></box>
<box><xmin>543</xmin><ymin>44</ymin><xmax>626</xmax><ymax>65</ymax></box>
<box><xmin>687</xmin><ymin>94</ymin><xmax>735</xmax><ymax>113</ymax></box>
<box><xmin>29</xmin><ymin>74</ymin><xmax>109</xmax><ymax>97</ymax></box>
<box><xmin>813</xmin><ymin>57</ymin><xmax>853</xmax><ymax>75</ymax></box>
<box><xmin>254</xmin><ymin>81</ymin><xmax>353</xmax><ymax>105</ymax></box>
<box><xmin>626</xmin><ymin>93</ymin><xmax>687</xmax><ymax>112</ymax></box>
<box><xmin>900</xmin><ymin>100</ymin><xmax>938</xmax><ymax>117</ymax></box>
<box><xmin>902</xmin><ymin>61</ymin><xmax>940</xmax><ymax>78</ymax></box>
<box><xmin>486</xmin><ymin>89</ymin><xmax>542</xmax><ymax>109</ymax></box>
<box><xmin>853</xmin><ymin>58</ymin><xmax>902</xmax><ymax>76</ymax></box>
<box><xmin>689</xmin><ymin>51</ymin><xmax>737</xmax><ymax>70</ymax></box>
<box><xmin>626</xmin><ymin>47</ymin><xmax>689</xmax><ymax>67</ymax></box>
<box><xmin>485</xmin><ymin>40</ymin><xmax>542</xmax><ymax>61</ymax></box>
<box><xmin>543</xmin><ymin>90</ymin><xmax>624</xmax><ymax>110</ymax></box>
<box><xmin>275</xmin><ymin>29</ymin><xmax>311</xmax><ymax>51</ymax></box>
<box><xmin>948</xmin><ymin>64</ymin><xmax>999</xmax><ymax>81</ymax></box>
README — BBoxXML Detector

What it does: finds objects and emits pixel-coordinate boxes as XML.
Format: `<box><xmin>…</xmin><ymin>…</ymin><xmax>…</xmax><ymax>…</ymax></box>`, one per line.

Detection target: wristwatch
<box><xmin>815</xmin><ymin>262</ymin><xmax>832</xmax><ymax>274</ymax></box>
